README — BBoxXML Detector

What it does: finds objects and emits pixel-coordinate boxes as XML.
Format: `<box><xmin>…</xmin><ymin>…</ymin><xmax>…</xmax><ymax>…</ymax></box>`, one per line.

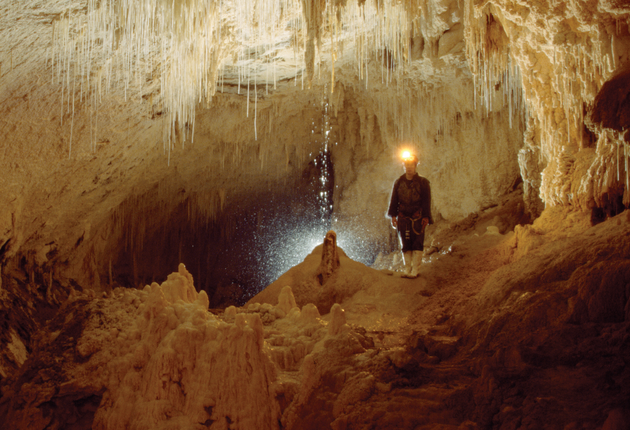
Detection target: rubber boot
<box><xmin>401</xmin><ymin>251</ymin><xmax>413</xmax><ymax>277</ymax></box>
<box><xmin>409</xmin><ymin>250</ymin><xmax>423</xmax><ymax>278</ymax></box>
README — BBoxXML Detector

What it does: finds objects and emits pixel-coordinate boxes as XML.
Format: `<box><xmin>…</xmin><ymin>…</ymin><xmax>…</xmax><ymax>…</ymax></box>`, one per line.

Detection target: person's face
<box><xmin>403</xmin><ymin>161</ymin><xmax>417</xmax><ymax>176</ymax></box>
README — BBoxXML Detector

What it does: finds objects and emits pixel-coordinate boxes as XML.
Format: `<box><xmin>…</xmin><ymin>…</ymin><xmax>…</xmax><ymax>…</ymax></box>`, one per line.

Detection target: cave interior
<box><xmin>1</xmin><ymin>0</ymin><xmax>630</xmax><ymax>429</ymax></box>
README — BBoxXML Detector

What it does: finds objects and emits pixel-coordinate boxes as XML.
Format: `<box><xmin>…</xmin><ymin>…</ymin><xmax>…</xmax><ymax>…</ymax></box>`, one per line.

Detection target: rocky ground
<box><xmin>1</xmin><ymin>201</ymin><xmax>629</xmax><ymax>429</ymax></box>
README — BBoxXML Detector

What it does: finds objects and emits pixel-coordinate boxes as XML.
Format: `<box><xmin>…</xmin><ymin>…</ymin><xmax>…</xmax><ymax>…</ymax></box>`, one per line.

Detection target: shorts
<box><xmin>397</xmin><ymin>215</ymin><xmax>425</xmax><ymax>252</ymax></box>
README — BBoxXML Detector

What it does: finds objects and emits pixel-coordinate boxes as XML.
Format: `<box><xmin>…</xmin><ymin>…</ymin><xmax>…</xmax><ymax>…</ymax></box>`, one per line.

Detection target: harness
<box><xmin>399</xmin><ymin>212</ymin><xmax>426</xmax><ymax>237</ymax></box>
<box><xmin>411</xmin><ymin>215</ymin><xmax>426</xmax><ymax>235</ymax></box>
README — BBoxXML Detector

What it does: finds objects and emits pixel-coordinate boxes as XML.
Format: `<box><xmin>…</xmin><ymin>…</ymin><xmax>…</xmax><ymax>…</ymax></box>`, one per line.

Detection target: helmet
<box><xmin>401</xmin><ymin>150</ymin><xmax>418</xmax><ymax>163</ymax></box>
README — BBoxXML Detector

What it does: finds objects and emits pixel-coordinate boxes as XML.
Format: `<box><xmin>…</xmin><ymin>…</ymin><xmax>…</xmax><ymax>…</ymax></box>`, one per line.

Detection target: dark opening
<box><xmin>111</xmin><ymin>148</ymin><xmax>336</xmax><ymax>308</ymax></box>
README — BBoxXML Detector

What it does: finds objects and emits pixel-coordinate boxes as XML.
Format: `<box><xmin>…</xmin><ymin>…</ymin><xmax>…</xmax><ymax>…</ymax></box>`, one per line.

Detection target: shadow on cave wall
<box><xmin>589</xmin><ymin>66</ymin><xmax>630</xmax><ymax>224</ymax></box>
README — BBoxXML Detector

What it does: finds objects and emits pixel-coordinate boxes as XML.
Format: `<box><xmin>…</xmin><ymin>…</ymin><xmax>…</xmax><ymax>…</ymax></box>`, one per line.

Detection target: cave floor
<box><xmin>1</xmin><ymin>207</ymin><xmax>629</xmax><ymax>430</ymax></box>
<box><xmin>310</xmin><ymin>207</ymin><xmax>630</xmax><ymax>429</ymax></box>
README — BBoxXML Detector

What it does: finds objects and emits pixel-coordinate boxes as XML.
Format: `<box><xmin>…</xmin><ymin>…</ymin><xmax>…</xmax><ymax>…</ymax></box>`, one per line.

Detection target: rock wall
<box><xmin>328</xmin><ymin>79</ymin><xmax>526</xmax><ymax>253</ymax></box>
<box><xmin>464</xmin><ymin>0</ymin><xmax>630</xmax><ymax>215</ymax></box>
<box><xmin>1</xmin><ymin>0</ymin><xmax>530</xmax><ymax>287</ymax></box>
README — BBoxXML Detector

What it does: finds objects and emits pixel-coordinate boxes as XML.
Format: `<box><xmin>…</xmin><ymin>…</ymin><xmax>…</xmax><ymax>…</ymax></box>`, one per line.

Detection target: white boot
<box><xmin>410</xmin><ymin>250</ymin><xmax>423</xmax><ymax>278</ymax></box>
<box><xmin>401</xmin><ymin>251</ymin><xmax>413</xmax><ymax>277</ymax></box>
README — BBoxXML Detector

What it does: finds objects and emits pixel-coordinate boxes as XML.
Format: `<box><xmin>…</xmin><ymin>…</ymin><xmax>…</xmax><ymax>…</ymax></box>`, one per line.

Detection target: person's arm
<box><xmin>388</xmin><ymin>179</ymin><xmax>400</xmax><ymax>227</ymax></box>
<box><xmin>422</xmin><ymin>178</ymin><xmax>433</xmax><ymax>225</ymax></box>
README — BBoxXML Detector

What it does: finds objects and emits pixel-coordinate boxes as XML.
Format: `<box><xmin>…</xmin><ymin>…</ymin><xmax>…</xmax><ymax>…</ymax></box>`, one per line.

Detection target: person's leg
<box><xmin>409</xmin><ymin>225</ymin><xmax>425</xmax><ymax>278</ymax></box>
<box><xmin>402</xmin><ymin>251</ymin><xmax>413</xmax><ymax>275</ymax></box>
<box><xmin>410</xmin><ymin>250</ymin><xmax>423</xmax><ymax>277</ymax></box>
<box><xmin>398</xmin><ymin>216</ymin><xmax>413</xmax><ymax>276</ymax></box>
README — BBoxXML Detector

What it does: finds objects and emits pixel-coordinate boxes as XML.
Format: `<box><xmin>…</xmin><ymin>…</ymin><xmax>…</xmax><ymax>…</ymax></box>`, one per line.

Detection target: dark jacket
<box><xmin>388</xmin><ymin>173</ymin><xmax>433</xmax><ymax>223</ymax></box>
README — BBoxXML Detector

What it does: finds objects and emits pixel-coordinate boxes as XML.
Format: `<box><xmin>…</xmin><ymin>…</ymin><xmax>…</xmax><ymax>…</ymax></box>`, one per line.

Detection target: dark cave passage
<box><xmin>109</xmin><ymin>148</ymin><xmax>343</xmax><ymax>307</ymax></box>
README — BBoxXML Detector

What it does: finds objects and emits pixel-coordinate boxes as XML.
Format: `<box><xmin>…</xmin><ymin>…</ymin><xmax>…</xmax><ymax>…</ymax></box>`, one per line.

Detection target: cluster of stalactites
<box><xmin>465</xmin><ymin>0</ymin><xmax>630</xmax><ymax>214</ymax></box>
<box><xmin>303</xmin><ymin>0</ymin><xmax>416</xmax><ymax>90</ymax></box>
<box><xmin>224</xmin><ymin>0</ymin><xmax>425</xmax><ymax>94</ymax></box>
<box><xmin>586</xmin><ymin>130</ymin><xmax>630</xmax><ymax>209</ymax></box>
<box><xmin>530</xmin><ymin>33</ymin><xmax>620</xmax><ymax>163</ymax></box>
<box><xmin>48</xmin><ymin>0</ymin><xmax>236</xmax><ymax>158</ymax></box>
<box><xmin>540</xmin><ymin>130</ymin><xmax>630</xmax><ymax>212</ymax></box>
<box><xmin>463</xmin><ymin>5</ymin><xmax>525</xmax><ymax>127</ymax></box>
<box><xmin>44</xmin><ymin>0</ymin><xmax>452</xmax><ymax>156</ymax></box>
<box><xmin>532</xmin><ymin>18</ymin><xmax>630</xmax><ymax>211</ymax></box>
<box><xmin>106</xmin><ymin>180</ymin><xmax>231</xmax><ymax>257</ymax></box>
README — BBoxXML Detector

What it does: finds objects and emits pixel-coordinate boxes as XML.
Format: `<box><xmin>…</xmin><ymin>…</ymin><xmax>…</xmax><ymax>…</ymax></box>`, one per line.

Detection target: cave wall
<box><xmin>64</xmin><ymin>89</ymin><xmax>342</xmax><ymax>299</ymax></box>
<box><xmin>464</xmin><ymin>0</ymin><xmax>630</xmax><ymax>215</ymax></box>
<box><xmin>2</xmin><ymin>0</ymin><xmax>628</xmax><ymax>297</ymax></box>
<box><xmin>0</xmin><ymin>0</ymin><xmax>629</xmax><ymax>301</ymax></box>
<box><xmin>327</xmin><ymin>79</ymin><xmax>526</xmax><ymax>255</ymax></box>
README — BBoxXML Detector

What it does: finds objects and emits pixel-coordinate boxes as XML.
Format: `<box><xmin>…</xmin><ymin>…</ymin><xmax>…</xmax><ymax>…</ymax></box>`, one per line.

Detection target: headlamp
<box><xmin>400</xmin><ymin>150</ymin><xmax>418</xmax><ymax>163</ymax></box>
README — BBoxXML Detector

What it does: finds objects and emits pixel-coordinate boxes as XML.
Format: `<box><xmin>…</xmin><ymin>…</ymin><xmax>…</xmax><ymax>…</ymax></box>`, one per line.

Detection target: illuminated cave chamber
<box><xmin>106</xmin><ymin>136</ymin><xmax>337</xmax><ymax>307</ymax></box>
<box><xmin>1</xmin><ymin>0</ymin><xmax>630</xmax><ymax>429</ymax></box>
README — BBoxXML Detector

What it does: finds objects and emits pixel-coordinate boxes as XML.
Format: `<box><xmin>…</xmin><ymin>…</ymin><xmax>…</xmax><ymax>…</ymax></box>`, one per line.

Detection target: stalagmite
<box><xmin>315</xmin><ymin>230</ymin><xmax>340</xmax><ymax>285</ymax></box>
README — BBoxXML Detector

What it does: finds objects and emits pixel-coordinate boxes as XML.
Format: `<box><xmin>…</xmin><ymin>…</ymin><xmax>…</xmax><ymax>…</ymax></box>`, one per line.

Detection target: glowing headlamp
<box><xmin>400</xmin><ymin>150</ymin><xmax>418</xmax><ymax>163</ymax></box>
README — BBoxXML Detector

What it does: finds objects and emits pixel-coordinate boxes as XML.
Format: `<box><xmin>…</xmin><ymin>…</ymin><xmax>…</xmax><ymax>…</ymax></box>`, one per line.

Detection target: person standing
<box><xmin>387</xmin><ymin>151</ymin><xmax>433</xmax><ymax>278</ymax></box>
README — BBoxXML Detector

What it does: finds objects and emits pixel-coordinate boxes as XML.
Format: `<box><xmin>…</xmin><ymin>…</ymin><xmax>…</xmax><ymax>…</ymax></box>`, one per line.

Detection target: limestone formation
<box><xmin>315</xmin><ymin>230</ymin><xmax>341</xmax><ymax>285</ymax></box>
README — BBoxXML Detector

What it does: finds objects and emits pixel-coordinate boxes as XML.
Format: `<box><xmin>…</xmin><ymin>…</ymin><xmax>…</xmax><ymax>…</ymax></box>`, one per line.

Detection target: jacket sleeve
<box><xmin>387</xmin><ymin>179</ymin><xmax>400</xmax><ymax>218</ymax></box>
<box><xmin>422</xmin><ymin>178</ymin><xmax>433</xmax><ymax>224</ymax></box>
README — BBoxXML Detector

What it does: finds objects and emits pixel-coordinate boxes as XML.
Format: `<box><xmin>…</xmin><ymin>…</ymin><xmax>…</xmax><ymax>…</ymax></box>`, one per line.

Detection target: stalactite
<box><xmin>42</xmin><ymin>0</ymin><xmax>433</xmax><ymax>153</ymax></box>
<box><xmin>20</xmin><ymin>0</ymin><xmax>626</xmax><ymax>215</ymax></box>
<box><xmin>463</xmin><ymin>0</ymin><xmax>630</xmax><ymax>212</ymax></box>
